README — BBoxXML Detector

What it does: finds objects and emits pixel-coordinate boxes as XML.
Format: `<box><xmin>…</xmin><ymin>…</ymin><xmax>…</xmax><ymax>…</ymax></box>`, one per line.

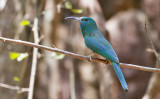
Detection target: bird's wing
<box><xmin>85</xmin><ymin>33</ymin><xmax>119</xmax><ymax>62</ymax></box>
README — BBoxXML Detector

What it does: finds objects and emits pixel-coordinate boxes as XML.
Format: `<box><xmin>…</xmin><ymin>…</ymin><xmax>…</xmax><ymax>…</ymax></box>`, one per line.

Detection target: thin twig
<box><xmin>145</xmin><ymin>21</ymin><xmax>160</xmax><ymax>64</ymax></box>
<box><xmin>28</xmin><ymin>0</ymin><xmax>40</xmax><ymax>99</ymax></box>
<box><xmin>142</xmin><ymin>21</ymin><xmax>160</xmax><ymax>99</ymax></box>
<box><xmin>28</xmin><ymin>17</ymin><xmax>39</xmax><ymax>99</ymax></box>
<box><xmin>0</xmin><ymin>36</ymin><xmax>160</xmax><ymax>73</ymax></box>
<box><xmin>0</xmin><ymin>83</ymin><xmax>29</xmax><ymax>93</ymax></box>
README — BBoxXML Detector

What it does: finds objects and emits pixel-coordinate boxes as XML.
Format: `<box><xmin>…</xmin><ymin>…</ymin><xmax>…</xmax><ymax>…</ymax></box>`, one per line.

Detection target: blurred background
<box><xmin>0</xmin><ymin>0</ymin><xmax>160</xmax><ymax>99</ymax></box>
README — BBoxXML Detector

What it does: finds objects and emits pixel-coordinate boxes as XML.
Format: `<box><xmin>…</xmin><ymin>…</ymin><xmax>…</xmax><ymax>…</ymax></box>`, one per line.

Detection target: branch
<box><xmin>28</xmin><ymin>16</ymin><xmax>39</xmax><ymax>99</ymax></box>
<box><xmin>28</xmin><ymin>1</ymin><xmax>39</xmax><ymax>98</ymax></box>
<box><xmin>0</xmin><ymin>36</ymin><xmax>160</xmax><ymax>73</ymax></box>
<box><xmin>0</xmin><ymin>83</ymin><xmax>29</xmax><ymax>93</ymax></box>
<box><xmin>145</xmin><ymin>21</ymin><xmax>160</xmax><ymax>64</ymax></box>
<box><xmin>142</xmin><ymin>21</ymin><xmax>160</xmax><ymax>99</ymax></box>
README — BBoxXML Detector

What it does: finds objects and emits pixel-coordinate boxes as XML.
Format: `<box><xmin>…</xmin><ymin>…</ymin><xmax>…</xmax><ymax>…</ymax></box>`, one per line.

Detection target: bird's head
<box><xmin>65</xmin><ymin>17</ymin><xmax>99</xmax><ymax>37</ymax></box>
<box><xmin>65</xmin><ymin>16</ymin><xmax>98</xmax><ymax>32</ymax></box>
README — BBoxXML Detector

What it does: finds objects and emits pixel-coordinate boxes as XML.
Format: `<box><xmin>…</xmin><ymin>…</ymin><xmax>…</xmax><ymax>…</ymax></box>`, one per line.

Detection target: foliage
<box><xmin>20</xmin><ymin>20</ymin><xmax>30</xmax><ymax>26</ymax></box>
<box><xmin>9</xmin><ymin>52</ymin><xmax>28</xmax><ymax>62</ymax></box>
<box><xmin>13</xmin><ymin>76</ymin><xmax>20</xmax><ymax>82</ymax></box>
<box><xmin>65</xmin><ymin>1</ymin><xmax>83</xmax><ymax>14</ymax></box>
<box><xmin>51</xmin><ymin>52</ymin><xmax>65</xmax><ymax>59</ymax></box>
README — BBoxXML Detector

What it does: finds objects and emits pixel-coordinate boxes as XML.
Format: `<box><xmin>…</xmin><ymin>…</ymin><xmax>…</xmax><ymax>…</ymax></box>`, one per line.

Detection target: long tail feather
<box><xmin>111</xmin><ymin>62</ymin><xmax>128</xmax><ymax>92</ymax></box>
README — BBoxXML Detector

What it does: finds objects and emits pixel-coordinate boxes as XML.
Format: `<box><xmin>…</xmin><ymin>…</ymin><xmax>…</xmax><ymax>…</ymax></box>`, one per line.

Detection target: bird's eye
<box><xmin>84</xmin><ymin>19</ymin><xmax>88</xmax><ymax>21</ymax></box>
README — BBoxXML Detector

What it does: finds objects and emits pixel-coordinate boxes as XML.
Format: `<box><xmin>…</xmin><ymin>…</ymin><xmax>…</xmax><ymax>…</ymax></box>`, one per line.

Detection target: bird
<box><xmin>65</xmin><ymin>16</ymin><xmax>128</xmax><ymax>92</ymax></box>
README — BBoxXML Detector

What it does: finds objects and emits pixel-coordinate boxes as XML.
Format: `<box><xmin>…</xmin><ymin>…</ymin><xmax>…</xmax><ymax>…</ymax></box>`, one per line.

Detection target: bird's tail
<box><xmin>111</xmin><ymin>62</ymin><xmax>128</xmax><ymax>92</ymax></box>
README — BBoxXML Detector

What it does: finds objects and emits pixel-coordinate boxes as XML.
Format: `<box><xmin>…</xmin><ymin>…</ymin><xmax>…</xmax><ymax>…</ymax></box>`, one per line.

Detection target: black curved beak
<box><xmin>65</xmin><ymin>17</ymin><xmax>80</xmax><ymax>22</ymax></box>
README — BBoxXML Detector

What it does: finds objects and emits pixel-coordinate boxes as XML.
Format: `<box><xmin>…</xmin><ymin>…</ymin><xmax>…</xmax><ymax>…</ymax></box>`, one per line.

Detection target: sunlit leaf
<box><xmin>65</xmin><ymin>1</ymin><xmax>72</xmax><ymax>9</ymax></box>
<box><xmin>14</xmin><ymin>76</ymin><xmax>20</xmax><ymax>82</ymax></box>
<box><xmin>72</xmin><ymin>9</ymin><xmax>83</xmax><ymax>14</ymax></box>
<box><xmin>51</xmin><ymin>52</ymin><xmax>65</xmax><ymax>59</ymax></box>
<box><xmin>20</xmin><ymin>20</ymin><xmax>30</xmax><ymax>26</ymax></box>
<box><xmin>9</xmin><ymin>52</ymin><xmax>28</xmax><ymax>61</ymax></box>
<box><xmin>9</xmin><ymin>52</ymin><xmax>20</xmax><ymax>60</ymax></box>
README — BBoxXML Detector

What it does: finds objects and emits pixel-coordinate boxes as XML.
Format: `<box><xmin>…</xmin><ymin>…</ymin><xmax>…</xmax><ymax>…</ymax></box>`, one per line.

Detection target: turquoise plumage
<box><xmin>65</xmin><ymin>16</ymin><xmax>128</xmax><ymax>92</ymax></box>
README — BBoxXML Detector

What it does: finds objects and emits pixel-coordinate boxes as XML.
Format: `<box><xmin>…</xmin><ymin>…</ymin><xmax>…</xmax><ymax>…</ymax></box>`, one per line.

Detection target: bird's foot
<box><xmin>88</xmin><ymin>55</ymin><xmax>92</xmax><ymax>62</ymax></box>
<box><xmin>88</xmin><ymin>52</ymin><xmax>94</xmax><ymax>62</ymax></box>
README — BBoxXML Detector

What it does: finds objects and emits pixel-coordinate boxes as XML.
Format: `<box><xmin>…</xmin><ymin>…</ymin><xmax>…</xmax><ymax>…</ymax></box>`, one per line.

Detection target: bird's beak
<box><xmin>65</xmin><ymin>17</ymin><xmax>80</xmax><ymax>22</ymax></box>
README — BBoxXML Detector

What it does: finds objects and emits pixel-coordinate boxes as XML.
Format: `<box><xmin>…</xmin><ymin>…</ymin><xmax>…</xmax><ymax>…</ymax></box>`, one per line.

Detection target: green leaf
<box><xmin>14</xmin><ymin>76</ymin><xmax>20</xmax><ymax>82</ymax></box>
<box><xmin>51</xmin><ymin>52</ymin><xmax>65</xmax><ymax>59</ymax></box>
<box><xmin>71</xmin><ymin>9</ymin><xmax>83</xmax><ymax>14</ymax></box>
<box><xmin>65</xmin><ymin>1</ymin><xmax>72</xmax><ymax>9</ymax></box>
<box><xmin>9</xmin><ymin>52</ymin><xmax>20</xmax><ymax>60</ymax></box>
<box><xmin>9</xmin><ymin>52</ymin><xmax>28</xmax><ymax>61</ymax></box>
<box><xmin>20</xmin><ymin>20</ymin><xmax>30</xmax><ymax>26</ymax></box>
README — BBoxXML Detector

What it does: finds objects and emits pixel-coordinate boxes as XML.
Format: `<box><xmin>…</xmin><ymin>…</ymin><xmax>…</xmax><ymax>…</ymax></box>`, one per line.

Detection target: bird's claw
<box><xmin>88</xmin><ymin>55</ymin><xmax>92</xmax><ymax>62</ymax></box>
<box><xmin>88</xmin><ymin>52</ymin><xmax>94</xmax><ymax>62</ymax></box>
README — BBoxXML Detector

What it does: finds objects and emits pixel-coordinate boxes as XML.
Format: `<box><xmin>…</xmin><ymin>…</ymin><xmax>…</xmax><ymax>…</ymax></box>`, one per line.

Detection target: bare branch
<box><xmin>0</xmin><ymin>83</ymin><xmax>29</xmax><ymax>93</ymax></box>
<box><xmin>145</xmin><ymin>21</ymin><xmax>160</xmax><ymax>63</ymax></box>
<box><xmin>0</xmin><ymin>36</ymin><xmax>160</xmax><ymax>73</ymax></box>
<box><xmin>119</xmin><ymin>63</ymin><xmax>160</xmax><ymax>73</ymax></box>
<box><xmin>142</xmin><ymin>21</ymin><xmax>160</xmax><ymax>99</ymax></box>
<box><xmin>28</xmin><ymin>17</ymin><xmax>39</xmax><ymax>99</ymax></box>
